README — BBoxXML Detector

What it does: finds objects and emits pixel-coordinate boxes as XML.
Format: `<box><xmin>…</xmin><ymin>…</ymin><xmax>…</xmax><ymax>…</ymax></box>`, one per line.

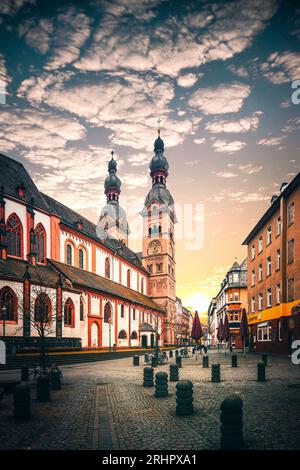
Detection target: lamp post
<box><xmin>108</xmin><ymin>319</ymin><xmax>112</xmax><ymax>352</ymax></box>
<box><xmin>2</xmin><ymin>305</ymin><xmax>6</xmax><ymax>338</ymax></box>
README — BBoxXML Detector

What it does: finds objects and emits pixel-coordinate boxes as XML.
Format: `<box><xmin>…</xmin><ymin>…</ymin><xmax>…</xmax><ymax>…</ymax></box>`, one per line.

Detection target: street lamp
<box><xmin>2</xmin><ymin>305</ymin><xmax>6</xmax><ymax>338</ymax></box>
<box><xmin>108</xmin><ymin>319</ymin><xmax>112</xmax><ymax>352</ymax></box>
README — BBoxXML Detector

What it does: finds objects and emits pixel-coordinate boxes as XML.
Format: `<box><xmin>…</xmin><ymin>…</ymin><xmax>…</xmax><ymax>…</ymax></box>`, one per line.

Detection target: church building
<box><xmin>0</xmin><ymin>129</ymin><xmax>178</xmax><ymax>351</ymax></box>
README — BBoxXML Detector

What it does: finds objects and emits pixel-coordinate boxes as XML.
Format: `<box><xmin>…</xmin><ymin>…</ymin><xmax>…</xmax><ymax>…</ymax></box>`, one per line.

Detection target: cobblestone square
<box><xmin>1</xmin><ymin>351</ymin><xmax>300</xmax><ymax>450</ymax></box>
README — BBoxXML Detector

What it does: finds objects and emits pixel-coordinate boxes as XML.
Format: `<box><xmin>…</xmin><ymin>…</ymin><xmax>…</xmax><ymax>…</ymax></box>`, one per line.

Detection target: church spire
<box><xmin>104</xmin><ymin>150</ymin><xmax>121</xmax><ymax>204</ymax></box>
<box><xmin>150</xmin><ymin>124</ymin><xmax>169</xmax><ymax>187</ymax></box>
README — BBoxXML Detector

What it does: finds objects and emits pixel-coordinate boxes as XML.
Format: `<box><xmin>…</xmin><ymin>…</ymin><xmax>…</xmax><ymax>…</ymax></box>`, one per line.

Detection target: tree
<box><xmin>14</xmin><ymin>271</ymin><xmax>58</xmax><ymax>370</ymax></box>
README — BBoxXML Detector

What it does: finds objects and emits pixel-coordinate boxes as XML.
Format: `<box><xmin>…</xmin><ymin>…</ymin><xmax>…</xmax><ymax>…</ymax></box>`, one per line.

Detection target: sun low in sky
<box><xmin>0</xmin><ymin>0</ymin><xmax>299</xmax><ymax>312</ymax></box>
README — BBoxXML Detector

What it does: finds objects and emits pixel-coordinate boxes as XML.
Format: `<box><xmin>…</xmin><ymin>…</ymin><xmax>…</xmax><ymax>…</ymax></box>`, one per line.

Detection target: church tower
<box><xmin>97</xmin><ymin>151</ymin><xmax>130</xmax><ymax>245</ymax></box>
<box><xmin>141</xmin><ymin>126</ymin><xmax>177</xmax><ymax>344</ymax></box>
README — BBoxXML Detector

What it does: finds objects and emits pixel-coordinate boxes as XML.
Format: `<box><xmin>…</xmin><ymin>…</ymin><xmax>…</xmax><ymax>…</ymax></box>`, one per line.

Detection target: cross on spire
<box><xmin>157</xmin><ymin>118</ymin><xmax>161</xmax><ymax>135</ymax></box>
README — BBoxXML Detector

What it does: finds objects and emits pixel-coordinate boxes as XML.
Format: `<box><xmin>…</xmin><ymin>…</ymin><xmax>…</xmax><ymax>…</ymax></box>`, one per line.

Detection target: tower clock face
<box><xmin>149</xmin><ymin>240</ymin><xmax>161</xmax><ymax>254</ymax></box>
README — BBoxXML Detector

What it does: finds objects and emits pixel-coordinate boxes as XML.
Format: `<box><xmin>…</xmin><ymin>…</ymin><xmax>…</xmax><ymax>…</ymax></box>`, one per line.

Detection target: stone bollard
<box><xmin>50</xmin><ymin>367</ymin><xmax>62</xmax><ymax>390</ymax></box>
<box><xmin>212</xmin><ymin>363</ymin><xmax>221</xmax><ymax>382</ymax></box>
<box><xmin>13</xmin><ymin>382</ymin><xmax>31</xmax><ymax>420</ymax></box>
<box><xmin>176</xmin><ymin>355</ymin><xmax>182</xmax><ymax>368</ymax></box>
<box><xmin>220</xmin><ymin>395</ymin><xmax>244</xmax><ymax>449</ymax></box>
<box><xmin>170</xmin><ymin>363</ymin><xmax>179</xmax><ymax>382</ymax></box>
<box><xmin>262</xmin><ymin>353</ymin><xmax>267</xmax><ymax>366</ymax></box>
<box><xmin>169</xmin><ymin>350</ymin><xmax>173</xmax><ymax>358</ymax></box>
<box><xmin>21</xmin><ymin>366</ymin><xmax>29</xmax><ymax>381</ymax></box>
<box><xmin>133</xmin><ymin>355</ymin><xmax>139</xmax><ymax>366</ymax></box>
<box><xmin>143</xmin><ymin>367</ymin><xmax>154</xmax><ymax>387</ymax></box>
<box><xmin>37</xmin><ymin>373</ymin><xmax>51</xmax><ymax>402</ymax></box>
<box><xmin>231</xmin><ymin>354</ymin><xmax>238</xmax><ymax>368</ymax></box>
<box><xmin>257</xmin><ymin>361</ymin><xmax>266</xmax><ymax>382</ymax></box>
<box><xmin>155</xmin><ymin>371</ymin><xmax>168</xmax><ymax>397</ymax></box>
<box><xmin>203</xmin><ymin>355</ymin><xmax>209</xmax><ymax>368</ymax></box>
<box><xmin>176</xmin><ymin>380</ymin><xmax>193</xmax><ymax>416</ymax></box>
<box><xmin>151</xmin><ymin>355</ymin><xmax>157</xmax><ymax>368</ymax></box>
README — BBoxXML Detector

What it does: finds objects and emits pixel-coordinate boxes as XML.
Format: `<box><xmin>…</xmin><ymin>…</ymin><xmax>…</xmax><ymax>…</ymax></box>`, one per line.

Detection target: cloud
<box><xmin>257</xmin><ymin>136</ymin><xmax>286</xmax><ymax>147</ymax></box>
<box><xmin>189</xmin><ymin>82</ymin><xmax>251</xmax><ymax>115</ymax></box>
<box><xmin>210</xmin><ymin>188</ymin><xmax>270</xmax><ymax>203</ymax></box>
<box><xmin>18</xmin><ymin>17</ymin><xmax>53</xmax><ymax>54</ymax></box>
<box><xmin>193</xmin><ymin>138</ymin><xmax>206</xmax><ymax>144</ymax></box>
<box><xmin>212</xmin><ymin>139</ymin><xmax>247</xmax><ymax>154</ymax></box>
<box><xmin>73</xmin><ymin>0</ymin><xmax>278</xmax><ymax>77</ymax></box>
<box><xmin>282</xmin><ymin>117</ymin><xmax>300</xmax><ymax>134</ymax></box>
<box><xmin>0</xmin><ymin>0</ymin><xmax>34</xmax><ymax>17</ymax></box>
<box><xmin>227</xmin><ymin>64</ymin><xmax>249</xmax><ymax>78</ymax></box>
<box><xmin>128</xmin><ymin>152</ymin><xmax>150</xmax><ymax>166</ymax></box>
<box><xmin>44</xmin><ymin>7</ymin><xmax>91</xmax><ymax>70</ymax></box>
<box><xmin>238</xmin><ymin>163</ymin><xmax>263</xmax><ymax>175</ymax></box>
<box><xmin>177</xmin><ymin>73</ymin><xmax>200</xmax><ymax>88</ymax></box>
<box><xmin>18</xmin><ymin>72</ymin><xmax>201</xmax><ymax>151</ymax></box>
<box><xmin>212</xmin><ymin>171</ymin><xmax>238</xmax><ymax>178</ymax></box>
<box><xmin>261</xmin><ymin>51</ymin><xmax>300</xmax><ymax>84</ymax></box>
<box><xmin>0</xmin><ymin>108</ymin><xmax>86</xmax><ymax>153</ymax></box>
<box><xmin>205</xmin><ymin>111</ymin><xmax>262</xmax><ymax>134</ymax></box>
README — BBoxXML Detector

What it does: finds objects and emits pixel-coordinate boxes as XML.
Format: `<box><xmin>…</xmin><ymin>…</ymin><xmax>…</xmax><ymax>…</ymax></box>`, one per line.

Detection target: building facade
<box><xmin>0</xmin><ymin>130</ymin><xmax>178</xmax><ymax>351</ymax></box>
<box><xmin>175</xmin><ymin>297</ymin><xmax>192</xmax><ymax>344</ymax></box>
<box><xmin>208</xmin><ymin>259</ymin><xmax>247</xmax><ymax>349</ymax></box>
<box><xmin>243</xmin><ymin>174</ymin><xmax>300</xmax><ymax>354</ymax></box>
<box><xmin>141</xmin><ymin>130</ymin><xmax>177</xmax><ymax>345</ymax></box>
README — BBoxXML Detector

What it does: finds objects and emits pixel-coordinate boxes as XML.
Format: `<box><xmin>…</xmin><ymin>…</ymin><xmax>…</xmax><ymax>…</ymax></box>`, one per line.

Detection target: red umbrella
<box><xmin>191</xmin><ymin>310</ymin><xmax>203</xmax><ymax>340</ymax></box>
<box><xmin>223</xmin><ymin>314</ymin><xmax>230</xmax><ymax>342</ymax></box>
<box><xmin>239</xmin><ymin>308</ymin><xmax>249</xmax><ymax>355</ymax></box>
<box><xmin>217</xmin><ymin>317</ymin><xmax>224</xmax><ymax>342</ymax></box>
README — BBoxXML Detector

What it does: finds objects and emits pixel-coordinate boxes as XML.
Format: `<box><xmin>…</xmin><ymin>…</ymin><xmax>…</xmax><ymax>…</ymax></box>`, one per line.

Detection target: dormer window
<box><xmin>75</xmin><ymin>219</ymin><xmax>83</xmax><ymax>231</ymax></box>
<box><xmin>16</xmin><ymin>183</ymin><xmax>25</xmax><ymax>198</ymax></box>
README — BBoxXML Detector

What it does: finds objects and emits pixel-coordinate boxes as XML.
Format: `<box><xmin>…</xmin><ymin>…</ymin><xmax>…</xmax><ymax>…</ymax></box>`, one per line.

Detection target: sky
<box><xmin>0</xmin><ymin>0</ymin><xmax>299</xmax><ymax>315</ymax></box>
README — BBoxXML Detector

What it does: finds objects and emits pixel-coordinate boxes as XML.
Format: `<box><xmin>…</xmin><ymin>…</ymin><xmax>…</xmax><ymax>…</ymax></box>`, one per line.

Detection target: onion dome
<box><xmin>104</xmin><ymin>151</ymin><xmax>121</xmax><ymax>198</ymax></box>
<box><xmin>149</xmin><ymin>128</ymin><xmax>169</xmax><ymax>185</ymax></box>
<box><xmin>154</xmin><ymin>135</ymin><xmax>164</xmax><ymax>153</ymax></box>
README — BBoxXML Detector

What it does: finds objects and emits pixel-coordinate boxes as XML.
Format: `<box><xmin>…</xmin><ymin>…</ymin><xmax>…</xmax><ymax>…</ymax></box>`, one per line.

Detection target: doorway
<box><xmin>141</xmin><ymin>335</ymin><xmax>148</xmax><ymax>348</ymax></box>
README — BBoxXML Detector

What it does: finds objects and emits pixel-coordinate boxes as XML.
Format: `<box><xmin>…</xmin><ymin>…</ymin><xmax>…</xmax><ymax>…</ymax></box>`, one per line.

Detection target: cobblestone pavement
<box><xmin>1</xmin><ymin>351</ymin><xmax>300</xmax><ymax>450</ymax></box>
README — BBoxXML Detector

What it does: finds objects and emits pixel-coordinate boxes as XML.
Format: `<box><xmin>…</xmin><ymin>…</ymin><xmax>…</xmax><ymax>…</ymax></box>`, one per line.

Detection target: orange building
<box><xmin>210</xmin><ymin>259</ymin><xmax>247</xmax><ymax>350</ymax></box>
<box><xmin>243</xmin><ymin>173</ymin><xmax>300</xmax><ymax>354</ymax></box>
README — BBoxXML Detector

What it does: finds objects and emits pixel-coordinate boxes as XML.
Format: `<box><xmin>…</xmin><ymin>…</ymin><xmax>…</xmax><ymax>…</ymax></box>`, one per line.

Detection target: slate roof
<box><xmin>49</xmin><ymin>259</ymin><xmax>165</xmax><ymax>313</ymax></box>
<box><xmin>0</xmin><ymin>258</ymin><xmax>72</xmax><ymax>289</ymax></box>
<box><xmin>0</xmin><ymin>153</ymin><xmax>50</xmax><ymax>212</ymax></box>
<box><xmin>42</xmin><ymin>193</ymin><xmax>145</xmax><ymax>271</ymax></box>
<box><xmin>144</xmin><ymin>184</ymin><xmax>175</xmax><ymax>208</ymax></box>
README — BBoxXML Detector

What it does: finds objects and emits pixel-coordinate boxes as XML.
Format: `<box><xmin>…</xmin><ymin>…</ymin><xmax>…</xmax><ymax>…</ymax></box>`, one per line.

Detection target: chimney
<box><xmin>280</xmin><ymin>182</ymin><xmax>288</xmax><ymax>193</ymax></box>
<box><xmin>270</xmin><ymin>195</ymin><xmax>278</xmax><ymax>204</ymax></box>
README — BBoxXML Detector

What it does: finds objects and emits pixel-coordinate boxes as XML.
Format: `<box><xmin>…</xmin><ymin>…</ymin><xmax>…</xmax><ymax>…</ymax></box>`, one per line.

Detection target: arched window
<box><xmin>7</xmin><ymin>213</ymin><xmax>23</xmax><ymax>258</ymax></box>
<box><xmin>78</xmin><ymin>248</ymin><xmax>84</xmax><ymax>269</ymax></box>
<box><xmin>64</xmin><ymin>298</ymin><xmax>74</xmax><ymax>327</ymax></box>
<box><xmin>141</xmin><ymin>278</ymin><xmax>144</xmax><ymax>294</ymax></box>
<box><xmin>34</xmin><ymin>293</ymin><xmax>52</xmax><ymax>323</ymax></box>
<box><xmin>118</xmin><ymin>330</ymin><xmax>127</xmax><ymax>339</ymax></box>
<box><xmin>0</xmin><ymin>286</ymin><xmax>18</xmax><ymax>322</ymax></box>
<box><xmin>80</xmin><ymin>297</ymin><xmax>84</xmax><ymax>321</ymax></box>
<box><xmin>35</xmin><ymin>223</ymin><xmax>46</xmax><ymax>264</ymax></box>
<box><xmin>127</xmin><ymin>269</ymin><xmax>131</xmax><ymax>288</ymax></box>
<box><xmin>66</xmin><ymin>243</ymin><xmax>73</xmax><ymax>265</ymax></box>
<box><xmin>131</xmin><ymin>331</ymin><xmax>138</xmax><ymax>340</ymax></box>
<box><xmin>105</xmin><ymin>257</ymin><xmax>111</xmax><ymax>279</ymax></box>
<box><xmin>104</xmin><ymin>302</ymin><xmax>112</xmax><ymax>323</ymax></box>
